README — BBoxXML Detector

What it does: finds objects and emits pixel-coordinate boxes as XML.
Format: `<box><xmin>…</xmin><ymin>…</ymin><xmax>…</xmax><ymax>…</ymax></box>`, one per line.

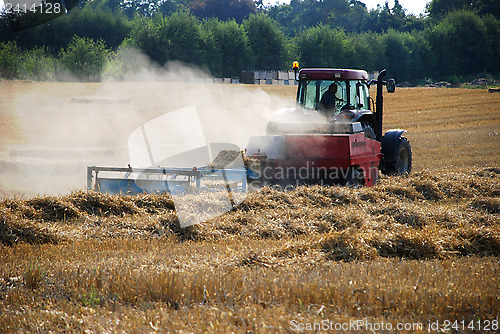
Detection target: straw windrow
<box><xmin>1</xmin><ymin>168</ymin><xmax>498</xmax><ymax>260</ymax></box>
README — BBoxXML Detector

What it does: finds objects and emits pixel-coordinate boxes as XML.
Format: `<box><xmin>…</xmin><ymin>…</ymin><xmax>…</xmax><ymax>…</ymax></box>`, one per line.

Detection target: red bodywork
<box><xmin>263</xmin><ymin>133</ymin><xmax>381</xmax><ymax>187</ymax></box>
<box><xmin>250</xmin><ymin>68</ymin><xmax>382</xmax><ymax>187</ymax></box>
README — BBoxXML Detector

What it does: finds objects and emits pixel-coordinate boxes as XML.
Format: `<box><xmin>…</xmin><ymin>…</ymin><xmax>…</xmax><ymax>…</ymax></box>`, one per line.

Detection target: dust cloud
<box><xmin>0</xmin><ymin>47</ymin><xmax>298</xmax><ymax>197</ymax></box>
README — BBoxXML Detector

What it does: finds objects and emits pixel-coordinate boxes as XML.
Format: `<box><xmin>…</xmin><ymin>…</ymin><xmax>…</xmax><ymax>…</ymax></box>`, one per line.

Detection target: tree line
<box><xmin>1</xmin><ymin>0</ymin><xmax>499</xmax><ymax>84</ymax></box>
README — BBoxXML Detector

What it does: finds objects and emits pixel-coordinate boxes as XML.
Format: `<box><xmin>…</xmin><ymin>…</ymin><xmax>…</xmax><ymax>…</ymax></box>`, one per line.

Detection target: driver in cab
<box><xmin>318</xmin><ymin>83</ymin><xmax>339</xmax><ymax>118</ymax></box>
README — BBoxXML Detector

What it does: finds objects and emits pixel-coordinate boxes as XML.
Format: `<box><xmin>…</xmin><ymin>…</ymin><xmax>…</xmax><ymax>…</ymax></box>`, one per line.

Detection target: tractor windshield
<box><xmin>297</xmin><ymin>80</ymin><xmax>370</xmax><ymax>113</ymax></box>
<box><xmin>298</xmin><ymin>80</ymin><xmax>347</xmax><ymax>112</ymax></box>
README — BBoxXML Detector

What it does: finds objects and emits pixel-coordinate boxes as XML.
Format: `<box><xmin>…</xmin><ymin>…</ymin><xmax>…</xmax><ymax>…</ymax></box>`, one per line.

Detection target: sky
<box><xmin>263</xmin><ymin>0</ymin><xmax>431</xmax><ymax>16</ymax></box>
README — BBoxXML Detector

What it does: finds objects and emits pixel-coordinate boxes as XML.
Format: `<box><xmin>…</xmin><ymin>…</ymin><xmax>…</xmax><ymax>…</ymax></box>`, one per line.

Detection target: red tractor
<box><xmin>245</xmin><ymin>63</ymin><xmax>412</xmax><ymax>188</ymax></box>
<box><xmin>87</xmin><ymin>64</ymin><xmax>411</xmax><ymax>195</ymax></box>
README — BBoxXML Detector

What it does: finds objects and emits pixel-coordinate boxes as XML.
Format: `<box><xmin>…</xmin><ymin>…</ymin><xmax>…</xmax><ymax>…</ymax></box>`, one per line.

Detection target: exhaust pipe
<box><xmin>375</xmin><ymin>69</ymin><xmax>387</xmax><ymax>141</ymax></box>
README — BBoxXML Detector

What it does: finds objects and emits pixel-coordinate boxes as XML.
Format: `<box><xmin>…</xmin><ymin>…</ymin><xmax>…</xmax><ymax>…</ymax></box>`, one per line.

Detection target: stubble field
<box><xmin>0</xmin><ymin>80</ymin><xmax>499</xmax><ymax>333</ymax></box>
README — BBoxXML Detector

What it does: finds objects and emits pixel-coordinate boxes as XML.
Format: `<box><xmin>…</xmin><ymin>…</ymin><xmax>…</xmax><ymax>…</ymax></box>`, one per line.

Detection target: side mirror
<box><xmin>387</xmin><ymin>79</ymin><xmax>396</xmax><ymax>93</ymax></box>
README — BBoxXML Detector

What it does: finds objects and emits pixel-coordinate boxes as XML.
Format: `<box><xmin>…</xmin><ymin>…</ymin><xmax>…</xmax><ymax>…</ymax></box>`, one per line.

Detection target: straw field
<box><xmin>0</xmin><ymin>81</ymin><xmax>499</xmax><ymax>333</ymax></box>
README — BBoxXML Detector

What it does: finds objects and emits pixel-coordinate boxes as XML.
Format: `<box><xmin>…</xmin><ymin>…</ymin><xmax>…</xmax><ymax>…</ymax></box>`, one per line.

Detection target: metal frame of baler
<box><xmin>87</xmin><ymin>166</ymin><xmax>247</xmax><ymax>194</ymax></box>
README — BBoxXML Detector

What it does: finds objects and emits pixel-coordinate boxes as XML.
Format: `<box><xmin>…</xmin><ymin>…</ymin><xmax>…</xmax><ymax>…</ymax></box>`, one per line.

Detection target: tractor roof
<box><xmin>299</xmin><ymin>69</ymin><xmax>368</xmax><ymax>81</ymax></box>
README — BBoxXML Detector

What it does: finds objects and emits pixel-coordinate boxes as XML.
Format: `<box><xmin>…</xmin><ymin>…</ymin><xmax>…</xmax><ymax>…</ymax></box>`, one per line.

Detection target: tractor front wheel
<box><xmin>386</xmin><ymin>137</ymin><xmax>412</xmax><ymax>176</ymax></box>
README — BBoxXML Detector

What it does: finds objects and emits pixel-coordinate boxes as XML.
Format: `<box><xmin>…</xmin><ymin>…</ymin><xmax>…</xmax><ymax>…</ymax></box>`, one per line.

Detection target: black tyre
<box><xmin>385</xmin><ymin>137</ymin><xmax>412</xmax><ymax>175</ymax></box>
<box><xmin>343</xmin><ymin>168</ymin><xmax>364</xmax><ymax>188</ymax></box>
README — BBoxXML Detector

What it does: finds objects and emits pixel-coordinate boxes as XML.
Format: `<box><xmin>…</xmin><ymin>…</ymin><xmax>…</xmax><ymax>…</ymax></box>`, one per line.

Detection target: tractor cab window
<box><xmin>298</xmin><ymin>80</ymin><xmax>347</xmax><ymax>112</ymax></box>
<box><xmin>350</xmin><ymin>80</ymin><xmax>370</xmax><ymax>110</ymax></box>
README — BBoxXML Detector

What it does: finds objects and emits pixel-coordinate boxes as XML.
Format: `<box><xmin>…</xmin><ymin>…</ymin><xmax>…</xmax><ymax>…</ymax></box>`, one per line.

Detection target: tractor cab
<box><xmin>292</xmin><ymin>67</ymin><xmax>376</xmax><ymax>139</ymax></box>
<box><xmin>296</xmin><ymin>68</ymin><xmax>371</xmax><ymax>118</ymax></box>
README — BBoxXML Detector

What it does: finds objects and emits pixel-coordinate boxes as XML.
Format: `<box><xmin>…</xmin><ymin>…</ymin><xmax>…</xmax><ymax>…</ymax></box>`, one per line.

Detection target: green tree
<box><xmin>128</xmin><ymin>12</ymin><xmax>206</xmax><ymax>67</ymax></box>
<box><xmin>351</xmin><ymin>32</ymin><xmax>382</xmax><ymax>72</ymax></box>
<box><xmin>122</xmin><ymin>0</ymin><xmax>159</xmax><ymax>17</ymax></box>
<box><xmin>204</xmin><ymin>19</ymin><xmax>254</xmax><ymax>77</ymax></box>
<box><xmin>126</xmin><ymin>16</ymin><xmax>168</xmax><ymax>64</ymax></box>
<box><xmin>482</xmin><ymin>14</ymin><xmax>500</xmax><ymax>73</ymax></box>
<box><xmin>189</xmin><ymin>0</ymin><xmax>257</xmax><ymax>23</ymax></box>
<box><xmin>67</xmin><ymin>7</ymin><xmax>131</xmax><ymax>50</ymax></box>
<box><xmin>366</xmin><ymin>1</ymin><xmax>407</xmax><ymax>32</ymax></box>
<box><xmin>161</xmin><ymin>11</ymin><xmax>205</xmax><ymax>65</ymax></box>
<box><xmin>1</xmin><ymin>6</ymin><xmax>130</xmax><ymax>53</ymax></box>
<box><xmin>428</xmin><ymin>0</ymin><xmax>500</xmax><ymax>20</ymax></box>
<box><xmin>243</xmin><ymin>13</ymin><xmax>291</xmax><ymax>69</ymax></box>
<box><xmin>402</xmin><ymin>32</ymin><xmax>433</xmax><ymax>83</ymax></box>
<box><xmin>425</xmin><ymin>10</ymin><xmax>491</xmax><ymax>79</ymax></box>
<box><xmin>267</xmin><ymin>0</ymin><xmax>424</xmax><ymax>34</ymax></box>
<box><xmin>156</xmin><ymin>0</ymin><xmax>187</xmax><ymax>16</ymax></box>
<box><xmin>380</xmin><ymin>29</ymin><xmax>411</xmax><ymax>82</ymax></box>
<box><xmin>19</xmin><ymin>47</ymin><xmax>56</xmax><ymax>80</ymax></box>
<box><xmin>295</xmin><ymin>25</ymin><xmax>354</xmax><ymax>68</ymax></box>
<box><xmin>335</xmin><ymin>1</ymin><xmax>371</xmax><ymax>33</ymax></box>
<box><xmin>85</xmin><ymin>0</ymin><xmax>123</xmax><ymax>12</ymax></box>
<box><xmin>0</xmin><ymin>41</ymin><xmax>20</xmax><ymax>79</ymax></box>
<box><xmin>58</xmin><ymin>36</ymin><xmax>110</xmax><ymax>81</ymax></box>
<box><xmin>266</xmin><ymin>4</ymin><xmax>299</xmax><ymax>35</ymax></box>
